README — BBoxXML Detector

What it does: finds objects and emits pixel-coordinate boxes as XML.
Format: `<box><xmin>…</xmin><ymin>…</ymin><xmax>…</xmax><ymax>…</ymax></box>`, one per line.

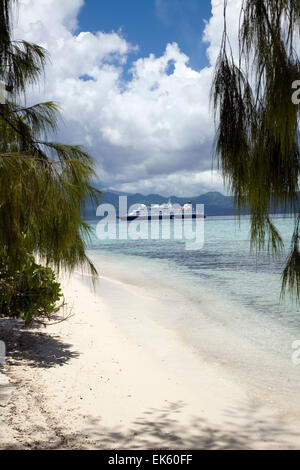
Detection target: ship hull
<box><xmin>118</xmin><ymin>214</ymin><xmax>205</xmax><ymax>221</ymax></box>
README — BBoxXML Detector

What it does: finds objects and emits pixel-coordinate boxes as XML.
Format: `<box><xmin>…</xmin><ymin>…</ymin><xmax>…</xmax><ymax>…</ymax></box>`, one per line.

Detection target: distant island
<box><xmin>84</xmin><ymin>188</ymin><xmax>299</xmax><ymax>218</ymax></box>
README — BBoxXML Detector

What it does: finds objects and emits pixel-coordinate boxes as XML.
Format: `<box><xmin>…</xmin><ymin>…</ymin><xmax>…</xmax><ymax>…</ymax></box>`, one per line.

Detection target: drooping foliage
<box><xmin>212</xmin><ymin>0</ymin><xmax>300</xmax><ymax>299</ymax></box>
<box><xmin>0</xmin><ymin>0</ymin><xmax>101</xmax><ymax>322</ymax></box>
<box><xmin>0</xmin><ymin>0</ymin><xmax>47</xmax><ymax>94</ymax></box>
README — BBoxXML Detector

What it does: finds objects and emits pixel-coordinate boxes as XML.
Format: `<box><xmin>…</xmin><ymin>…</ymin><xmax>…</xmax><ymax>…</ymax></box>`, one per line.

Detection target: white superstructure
<box><xmin>119</xmin><ymin>202</ymin><xmax>204</xmax><ymax>220</ymax></box>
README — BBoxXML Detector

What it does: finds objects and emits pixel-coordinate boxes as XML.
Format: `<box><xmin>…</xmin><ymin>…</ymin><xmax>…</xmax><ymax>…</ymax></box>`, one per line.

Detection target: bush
<box><xmin>0</xmin><ymin>255</ymin><xmax>62</xmax><ymax>326</ymax></box>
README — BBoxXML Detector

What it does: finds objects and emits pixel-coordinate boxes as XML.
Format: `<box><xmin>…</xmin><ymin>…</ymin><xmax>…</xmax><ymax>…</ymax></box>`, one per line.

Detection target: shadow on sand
<box><xmin>0</xmin><ymin>318</ymin><xmax>78</xmax><ymax>368</ymax></box>
<box><xmin>2</xmin><ymin>400</ymin><xmax>299</xmax><ymax>450</ymax></box>
<box><xmin>0</xmin><ymin>320</ymin><xmax>298</xmax><ymax>450</ymax></box>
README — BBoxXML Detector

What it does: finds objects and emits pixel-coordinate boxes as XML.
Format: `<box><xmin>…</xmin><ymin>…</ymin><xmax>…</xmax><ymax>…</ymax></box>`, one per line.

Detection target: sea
<box><xmin>85</xmin><ymin>215</ymin><xmax>300</xmax><ymax>417</ymax></box>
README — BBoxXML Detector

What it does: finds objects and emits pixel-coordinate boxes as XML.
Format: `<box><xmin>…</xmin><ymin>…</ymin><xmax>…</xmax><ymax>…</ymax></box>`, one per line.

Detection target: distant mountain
<box><xmin>84</xmin><ymin>189</ymin><xmax>298</xmax><ymax>218</ymax></box>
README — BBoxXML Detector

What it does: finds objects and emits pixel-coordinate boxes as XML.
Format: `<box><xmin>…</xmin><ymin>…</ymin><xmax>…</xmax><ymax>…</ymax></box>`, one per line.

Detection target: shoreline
<box><xmin>0</xmin><ymin>272</ymin><xmax>300</xmax><ymax>449</ymax></box>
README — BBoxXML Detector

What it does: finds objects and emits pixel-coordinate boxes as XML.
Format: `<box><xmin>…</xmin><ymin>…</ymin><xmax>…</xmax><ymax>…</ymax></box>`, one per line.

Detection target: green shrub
<box><xmin>0</xmin><ymin>255</ymin><xmax>62</xmax><ymax>326</ymax></box>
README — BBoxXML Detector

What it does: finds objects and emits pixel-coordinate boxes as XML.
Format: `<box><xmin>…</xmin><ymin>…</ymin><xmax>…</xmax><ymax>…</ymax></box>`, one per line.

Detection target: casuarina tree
<box><xmin>212</xmin><ymin>0</ymin><xmax>300</xmax><ymax>299</ymax></box>
<box><xmin>0</xmin><ymin>0</ymin><xmax>101</xmax><ymax>325</ymax></box>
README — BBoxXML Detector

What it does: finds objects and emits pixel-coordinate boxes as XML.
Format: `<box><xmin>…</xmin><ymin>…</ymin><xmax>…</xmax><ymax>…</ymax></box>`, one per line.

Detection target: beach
<box><xmin>0</xmin><ymin>0</ymin><xmax>299</xmax><ymax>455</ymax></box>
<box><xmin>1</xmin><ymin>267</ymin><xmax>300</xmax><ymax>450</ymax></box>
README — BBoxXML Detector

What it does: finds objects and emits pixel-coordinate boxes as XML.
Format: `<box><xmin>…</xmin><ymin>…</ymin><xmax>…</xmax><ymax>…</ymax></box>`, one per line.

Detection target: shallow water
<box><xmin>85</xmin><ymin>216</ymin><xmax>300</xmax><ymax>418</ymax></box>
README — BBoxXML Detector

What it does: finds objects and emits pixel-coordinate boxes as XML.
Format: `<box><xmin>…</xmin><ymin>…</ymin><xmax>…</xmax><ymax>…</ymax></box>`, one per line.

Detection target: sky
<box><xmin>13</xmin><ymin>0</ymin><xmax>242</xmax><ymax>196</ymax></box>
<box><xmin>78</xmin><ymin>0</ymin><xmax>212</xmax><ymax>72</ymax></box>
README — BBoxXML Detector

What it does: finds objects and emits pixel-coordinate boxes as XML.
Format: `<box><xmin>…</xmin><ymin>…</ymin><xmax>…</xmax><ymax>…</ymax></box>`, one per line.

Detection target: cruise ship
<box><xmin>119</xmin><ymin>202</ymin><xmax>205</xmax><ymax>221</ymax></box>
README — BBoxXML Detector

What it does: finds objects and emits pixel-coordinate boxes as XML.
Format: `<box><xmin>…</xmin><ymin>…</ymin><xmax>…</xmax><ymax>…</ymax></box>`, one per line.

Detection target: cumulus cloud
<box><xmin>12</xmin><ymin>0</ymin><xmax>241</xmax><ymax>196</ymax></box>
<box><xmin>203</xmin><ymin>0</ymin><xmax>242</xmax><ymax>66</ymax></box>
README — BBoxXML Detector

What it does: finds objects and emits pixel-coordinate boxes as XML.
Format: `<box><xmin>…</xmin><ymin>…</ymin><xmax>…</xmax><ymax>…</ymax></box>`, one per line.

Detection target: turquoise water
<box><xmin>86</xmin><ymin>216</ymin><xmax>300</xmax><ymax>415</ymax></box>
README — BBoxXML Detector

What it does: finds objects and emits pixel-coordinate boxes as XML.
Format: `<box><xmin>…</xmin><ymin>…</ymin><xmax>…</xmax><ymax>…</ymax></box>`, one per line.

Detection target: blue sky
<box><xmin>17</xmin><ymin>0</ymin><xmax>229</xmax><ymax>196</ymax></box>
<box><xmin>78</xmin><ymin>0</ymin><xmax>212</xmax><ymax>72</ymax></box>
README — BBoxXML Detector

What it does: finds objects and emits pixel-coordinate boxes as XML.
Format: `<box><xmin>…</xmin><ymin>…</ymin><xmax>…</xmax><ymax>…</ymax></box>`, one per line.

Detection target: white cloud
<box><xmin>12</xmin><ymin>0</ymin><xmax>241</xmax><ymax>196</ymax></box>
<box><xmin>203</xmin><ymin>0</ymin><xmax>242</xmax><ymax>66</ymax></box>
<box><xmin>110</xmin><ymin>170</ymin><xmax>225</xmax><ymax>197</ymax></box>
<box><xmin>14</xmin><ymin>0</ymin><xmax>85</xmax><ymax>36</ymax></box>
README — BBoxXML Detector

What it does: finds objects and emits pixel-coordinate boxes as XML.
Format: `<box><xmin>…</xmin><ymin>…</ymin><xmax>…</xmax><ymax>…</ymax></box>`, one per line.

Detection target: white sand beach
<box><xmin>1</xmin><ymin>270</ymin><xmax>300</xmax><ymax>450</ymax></box>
